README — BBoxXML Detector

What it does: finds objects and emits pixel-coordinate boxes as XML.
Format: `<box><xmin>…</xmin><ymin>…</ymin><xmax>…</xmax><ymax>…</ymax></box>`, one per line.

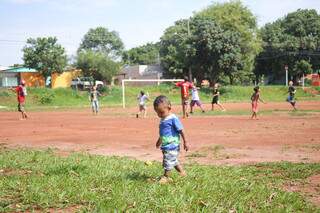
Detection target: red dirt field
<box><xmin>0</xmin><ymin>101</ymin><xmax>319</xmax><ymax>165</ymax></box>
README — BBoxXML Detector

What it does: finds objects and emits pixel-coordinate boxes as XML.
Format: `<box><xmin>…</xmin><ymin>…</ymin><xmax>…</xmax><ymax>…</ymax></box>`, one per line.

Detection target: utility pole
<box><xmin>285</xmin><ymin>65</ymin><xmax>288</xmax><ymax>86</ymax></box>
<box><xmin>187</xmin><ymin>19</ymin><xmax>192</xmax><ymax>82</ymax></box>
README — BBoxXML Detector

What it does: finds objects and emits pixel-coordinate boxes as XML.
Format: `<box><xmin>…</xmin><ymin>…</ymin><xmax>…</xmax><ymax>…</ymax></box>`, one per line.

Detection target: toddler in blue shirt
<box><xmin>153</xmin><ymin>95</ymin><xmax>189</xmax><ymax>183</ymax></box>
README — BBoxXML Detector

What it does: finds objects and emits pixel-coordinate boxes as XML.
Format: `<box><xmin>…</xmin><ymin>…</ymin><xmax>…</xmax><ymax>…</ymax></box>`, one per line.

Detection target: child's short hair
<box><xmin>254</xmin><ymin>86</ymin><xmax>259</xmax><ymax>92</ymax></box>
<box><xmin>153</xmin><ymin>95</ymin><xmax>171</xmax><ymax>108</ymax></box>
<box><xmin>184</xmin><ymin>76</ymin><xmax>189</xmax><ymax>82</ymax></box>
<box><xmin>140</xmin><ymin>91</ymin><xmax>145</xmax><ymax>95</ymax></box>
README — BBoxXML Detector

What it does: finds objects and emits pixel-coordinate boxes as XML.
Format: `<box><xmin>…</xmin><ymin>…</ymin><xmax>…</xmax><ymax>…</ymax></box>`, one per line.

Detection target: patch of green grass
<box><xmin>0</xmin><ymin>149</ymin><xmax>319</xmax><ymax>212</ymax></box>
<box><xmin>1</xmin><ymin>85</ymin><xmax>320</xmax><ymax>111</ymax></box>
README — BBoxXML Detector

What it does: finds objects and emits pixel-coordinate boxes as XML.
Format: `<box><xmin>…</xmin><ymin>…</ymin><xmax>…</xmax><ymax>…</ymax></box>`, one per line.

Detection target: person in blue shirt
<box><xmin>153</xmin><ymin>95</ymin><xmax>189</xmax><ymax>183</ymax></box>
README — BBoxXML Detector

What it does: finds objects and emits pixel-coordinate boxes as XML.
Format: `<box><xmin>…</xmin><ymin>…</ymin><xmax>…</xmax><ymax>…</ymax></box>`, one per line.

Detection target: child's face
<box><xmin>154</xmin><ymin>103</ymin><xmax>170</xmax><ymax>118</ymax></box>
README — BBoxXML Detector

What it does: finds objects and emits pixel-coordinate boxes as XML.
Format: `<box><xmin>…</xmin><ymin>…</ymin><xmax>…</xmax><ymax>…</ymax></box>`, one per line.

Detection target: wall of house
<box><xmin>51</xmin><ymin>69</ymin><xmax>81</xmax><ymax>88</ymax></box>
<box><xmin>21</xmin><ymin>72</ymin><xmax>45</xmax><ymax>87</ymax></box>
<box><xmin>0</xmin><ymin>72</ymin><xmax>18</xmax><ymax>87</ymax></box>
<box><xmin>115</xmin><ymin>65</ymin><xmax>163</xmax><ymax>86</ymax></box>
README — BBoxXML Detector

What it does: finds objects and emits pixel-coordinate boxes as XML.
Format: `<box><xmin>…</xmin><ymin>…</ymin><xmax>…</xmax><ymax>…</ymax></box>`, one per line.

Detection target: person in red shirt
<box><xmin>175</xmin><ymin>76</ymin><xmax>193</xmax><ymax>118</ymax></box>
<box><xmin>15</xmin><ymin>80</ymin><xmax>28</xmax><ymax>120</ymax></box>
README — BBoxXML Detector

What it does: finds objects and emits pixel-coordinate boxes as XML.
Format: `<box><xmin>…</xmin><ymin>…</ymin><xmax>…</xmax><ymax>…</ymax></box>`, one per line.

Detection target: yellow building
<box><xmin>51</xmin><ymin>69</ymin><xmax>81</xmax><ymax>88</ymax></box>
<box><xmin>0</xmin><ymin>67</ymin><xmax>81</xmax><ymax>88</ymax></box>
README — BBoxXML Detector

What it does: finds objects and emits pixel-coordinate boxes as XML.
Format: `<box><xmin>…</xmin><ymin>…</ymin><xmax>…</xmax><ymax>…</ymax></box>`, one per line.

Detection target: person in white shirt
<box><xmin>136</xmin><ymin>91</ymin><xmax>149</xmax><ymax>118</ymax></box>
<box><xmin>190</xmin><ymin>86</ymin><xmax>205</xmax><ymax>114</ymax></box>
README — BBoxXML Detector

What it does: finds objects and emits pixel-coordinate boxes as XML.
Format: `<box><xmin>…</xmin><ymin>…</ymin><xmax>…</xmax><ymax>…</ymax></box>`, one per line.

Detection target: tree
<box><xmin>256</xmin><ymin>9</ymin><xmax>320</xmax><ymax>83</ymax></box>
<box><xmin>78</xmin><ymin>27</ymin><xmax>124</xmax><ymax>59</ymax></box>
<box><xmin>22</xmin><ymin>37</ymin><xmax>67</xmax><ymax>86</ymax></box>
<box><xmin>293</xmin><ymin>60</ymin><xmax>312</xmax><ymax>77</ymax></box>
<box><xmin>122</xmin><ymin>43</ymin><xmax>160</xmax><ymax>65</ymax></box>
<box><xmin>76</xmin><ymin>50</ymin><xmax>119</xmax><ymax>83</ymax></box>
<box><xmin>196</xmin><ymin>0</ymin><xmax>261</xmax><ymax>83</ymax></box>
<box><xmin>160</xmin><ymin>17</ymin><xmax>243</xmax><ymax>84</ymax></box>
<box><xmin>159</xmin><ymin>19</ymin><xmax>194</xmax><ymax>78</ymax></box>
<box><xmin>190</xmin><ymin>17</ymin><xmax>243</xmax><ymax>84</ymax></box>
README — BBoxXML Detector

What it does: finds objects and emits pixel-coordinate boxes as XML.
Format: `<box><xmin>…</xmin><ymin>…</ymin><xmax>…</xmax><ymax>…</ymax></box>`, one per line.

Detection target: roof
<box><xmin>1</xmin><ymin>67</ymin><xmax>37</xmax><ymax>73</ymax></box>
<box><xmin>0</xmin><ymin>66</ymin><xmax>9</xmax><ymax>71</ymax></box>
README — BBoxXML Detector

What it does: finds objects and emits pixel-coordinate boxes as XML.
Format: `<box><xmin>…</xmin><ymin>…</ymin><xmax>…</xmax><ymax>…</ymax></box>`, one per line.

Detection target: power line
<box><xmin>0</xmin><ymin>39</ymin><xmax>75</xmax><ymax>45</ymax></box>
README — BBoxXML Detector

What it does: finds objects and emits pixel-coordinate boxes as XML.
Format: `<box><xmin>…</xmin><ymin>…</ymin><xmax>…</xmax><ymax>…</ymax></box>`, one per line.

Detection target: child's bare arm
<box><xmin>156</xmin><ymin>137</ymin><xmax>161</xmax><ymax>149</ymax></box>
<box><xmin>179</xmin><ymin>130</ymin><xmax>189</xmax><ymax>151</ymax></box>
<box><xmin>259</xmin><ymin>97</ymin><xmax>266</xmax><ymax>104</ymax></box>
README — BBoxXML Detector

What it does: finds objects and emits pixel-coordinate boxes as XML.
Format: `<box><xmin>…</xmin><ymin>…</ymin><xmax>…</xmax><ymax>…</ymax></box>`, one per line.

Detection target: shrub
<box><xmin>36</xmin><ymin>89</ymin><xmax>55</xmax><ymax>104</ymax></box>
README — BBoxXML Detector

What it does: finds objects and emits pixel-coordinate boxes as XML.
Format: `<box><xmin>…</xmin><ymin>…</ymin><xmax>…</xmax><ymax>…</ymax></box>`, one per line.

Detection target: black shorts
<box><xmin>211</xmin><ymin>97</ymin><xmax>219</xmax><ymax>104</ymax></box>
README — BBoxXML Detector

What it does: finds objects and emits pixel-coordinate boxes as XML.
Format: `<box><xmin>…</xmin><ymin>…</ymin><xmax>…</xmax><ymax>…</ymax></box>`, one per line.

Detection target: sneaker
<box><xmin>190</xmin><ymin>111</ymin><xmax>193</xmax><ymax>114</ymax></box>
<box><xmin>202</xmin><ymin>110</ymin><xmax>205</xmax><ymax>113</ymax></box>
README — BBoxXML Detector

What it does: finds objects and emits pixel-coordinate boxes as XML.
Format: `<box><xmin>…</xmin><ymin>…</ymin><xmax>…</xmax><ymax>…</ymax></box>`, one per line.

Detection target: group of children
<box><xmin>12</xmin><ymin>78</ymin><xmax>298</xmax><ymax>183</ymax></box>
<box><xmin>153</xmin><ymin>79</ymin><xmax>298</xmax><ymax>182</ymax></box>
<box><xmin>136</xmin><ymin>77</ymin><xmax>227</xmax><ymax>120</ymax></box>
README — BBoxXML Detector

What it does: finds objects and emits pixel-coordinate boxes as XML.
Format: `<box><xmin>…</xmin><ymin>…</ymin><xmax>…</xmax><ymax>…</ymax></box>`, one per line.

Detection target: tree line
<box><xmin>22</xmin><ymin>1</ymin><xmax>320</xmax><ymax>85</ymax></box>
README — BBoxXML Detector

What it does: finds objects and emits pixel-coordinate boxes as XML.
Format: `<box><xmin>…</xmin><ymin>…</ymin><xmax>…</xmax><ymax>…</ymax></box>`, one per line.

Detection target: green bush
<box><xmin>35</xmin><ymin>89</ymin><xmax>55</xmax><ymax>104</ymax></box>
<box><xmin>0</xmin><ymin>90</ymin><xmax>11</xmax><ymax>97</ymax></box>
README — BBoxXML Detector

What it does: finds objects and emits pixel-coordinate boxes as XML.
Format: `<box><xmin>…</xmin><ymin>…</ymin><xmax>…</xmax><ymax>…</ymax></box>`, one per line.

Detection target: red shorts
<box><xmin>252</xmin><ymin>101</ymin><xmax>258</xmax><ymax>113</ymax></box>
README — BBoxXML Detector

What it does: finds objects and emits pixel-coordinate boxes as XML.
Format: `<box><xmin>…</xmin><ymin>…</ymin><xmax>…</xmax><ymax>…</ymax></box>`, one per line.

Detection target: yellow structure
<box><xmin>21</xmin><ymin>72</ymin><xmax>45</xmax><ymax>87</ymax></box>
<box><xmin>1</xmin><ymin>67</ymin><xmax>82</xmax><ymax>88</ymax></box>
<box><xmin>51</xmin><ymin>69</ymin><xmax>81</xmax><ymax>88</ymax></box>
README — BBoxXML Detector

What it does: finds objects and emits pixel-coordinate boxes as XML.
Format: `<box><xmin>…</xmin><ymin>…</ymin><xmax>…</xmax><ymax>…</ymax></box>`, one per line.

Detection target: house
<box><xmin>0</xmin><ymin>66</ymin><xmax>81</xmax><ymax>88</ymax></box>
<box><xmin>115</xmin><ymin>65</ymin><xmax>163</xmax><ymax>85</ymax></box>
<box><xmin>0</xmin><ymin>67</ymin><xmax>43</xmax><ymax>87</ymax></box>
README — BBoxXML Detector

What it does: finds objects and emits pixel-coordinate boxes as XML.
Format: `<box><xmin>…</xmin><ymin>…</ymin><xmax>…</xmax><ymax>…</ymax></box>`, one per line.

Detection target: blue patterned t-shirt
<box><xmin>159</xmin><ymin>114</ymin><xmax>183</xmax><ymax>151</ymax></box>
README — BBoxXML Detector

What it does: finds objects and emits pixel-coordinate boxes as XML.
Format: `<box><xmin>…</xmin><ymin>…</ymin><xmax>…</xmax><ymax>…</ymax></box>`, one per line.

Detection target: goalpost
<box><xmin>121</xmin><ymin>79</ymin><xmax>183</xmax><ymax>108</ymax></box>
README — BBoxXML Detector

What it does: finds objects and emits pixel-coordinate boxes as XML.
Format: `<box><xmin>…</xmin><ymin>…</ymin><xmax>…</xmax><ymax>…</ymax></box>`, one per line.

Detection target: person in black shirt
<box><xmin>286</xmin><ymin>81</ymin><xmax>297</xmax><ymax>110</ymax></box>
<box><xmin>211</xmin><ymin>83</ymin><xmax>226</xmax><ymax>111</ymax></box>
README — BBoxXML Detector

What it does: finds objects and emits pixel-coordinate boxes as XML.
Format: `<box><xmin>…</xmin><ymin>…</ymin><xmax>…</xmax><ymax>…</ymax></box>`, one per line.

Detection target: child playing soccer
<box><xmin>251</xmin><ymin>86</ymin><xmax>266</xmax><ymax>119</ymax></box>
<box><xmin>175</xmin><ymin>76</ymin><xmax>193</xmax><ymax>118</ymax></box>
<box><xmin>153</xmin><ymin>95</ymin><xmax>189</xmax><ymax>183</ymax></box>
<box><xmin>190</xmin><ymin>86</ymin><xmax>205</xmax><ymax>114</ymax></box>
<box><xmin>287</xmin><ymin>81</ymin><xmax>297</xmax><ymax>110</ymax></box>
<box><xmin>211</xmin><ymin>83</ymin><xmax>226</xmax><ymax>111</ymax></box>
<box><xmin>136</xmin><ymin>91</ymin><xmax>149</xmax><ymax>118</ymax></box>
<box><xmin>14</xmin><ymin>80</ymin><xmax>28</xmax><ymax>120</ymax></box>
<box><xmin>89</xmin><ymin>85</ymin><xmax>102</xmax><ymax>115</ymax></box>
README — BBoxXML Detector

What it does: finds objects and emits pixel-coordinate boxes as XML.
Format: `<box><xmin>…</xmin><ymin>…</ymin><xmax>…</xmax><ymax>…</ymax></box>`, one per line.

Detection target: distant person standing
<box><xmin>136</xmin><ymin>91</ymin><xmax>149</xmax><ymax>118</ymax></box>
<box><xmin>190</xmin><ymin>86</ymin><xmax>205</xmax><ymax>114</ymax></box>
<box><xmin>89</xmin><ymin>85</ymin><xmax>102</xmax><ymax>115</ymax></box>
<box><xmin>15</xmin><ymin>80</ymin><xmax>28</xmax><ymax>120</ymax></box>
<box><xmin>287</xmin><ymin>81</ymin><xmax>297</xmax><ymax>110</ymax></box>
<box><xmin>175</xmin><ymin>76</ymin><xmax>193</xmax><ymax>118</ymax></box>
<box><xmin>211</xmin><ymin>83</ymin><xmax>226</xmax><ymax>111</ymax></box>
<box><xmin>251</xmin><ymin>86</ymin><xmax>266</xmax><ymax>119</ymax></box>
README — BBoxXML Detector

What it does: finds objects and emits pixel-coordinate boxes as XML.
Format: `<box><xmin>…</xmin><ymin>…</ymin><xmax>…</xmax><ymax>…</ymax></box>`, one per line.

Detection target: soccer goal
<box><xmin>121</xmin><ymin>79</ymin><xmax>183</xmax><ymax>108</ymax></box>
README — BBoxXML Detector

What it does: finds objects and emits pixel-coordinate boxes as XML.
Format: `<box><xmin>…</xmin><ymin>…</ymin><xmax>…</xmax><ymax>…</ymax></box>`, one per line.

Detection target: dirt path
<box><xmin>0</xmin><ymin>101</ymin><xmax>319</xmax><ymax>165</ymax></box>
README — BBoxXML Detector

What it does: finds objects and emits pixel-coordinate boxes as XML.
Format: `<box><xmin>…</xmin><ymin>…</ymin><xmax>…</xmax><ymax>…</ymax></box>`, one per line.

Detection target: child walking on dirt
<box><xmin>287</xmin><ymin>81</ymin><xmax>297</xmax><ymax>110</ymax></box>
<box><xmin>89</xmin><ymin>85</ymin><xmax>102</xmax><ymax>115</ymax></box>
<box><xmin>13</xmin><ymin>80</ymin><xmax>28</xmax><ymax>120</ymax></box>
<box><xmin>153</xmin><ymin>95</ymin><xmax>189</xmax><ymax>183</ymax></box>
<box><xmin>211</xmin><ymin>83</ymin><xmax>226</xmax><ymax>111</ymax></box>
<box><xmin>190</xmin><ymin>86</ymin><xmax>205</xmax><ymax>114</ymax></box>
<box><xmin>136</xmin><ymin>91</ymin><xmax>149</xmax><ymax>118</ymax></box>
<box><xmin>175</xmin><ymin>76</ymin><xmax>193</xmax><ymax>118</ymax></box>
<box><xmin>251</xmin><ymin>86</ymin><xmax>266</xmax><ymax>119</ymax></box>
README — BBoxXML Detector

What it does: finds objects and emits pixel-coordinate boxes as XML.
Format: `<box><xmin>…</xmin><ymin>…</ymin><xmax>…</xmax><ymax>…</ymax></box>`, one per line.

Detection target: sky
<box><xmin>0</xmin><ymin>0</ymin><xmax>319</xmax><ymax>66</ymax></box>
